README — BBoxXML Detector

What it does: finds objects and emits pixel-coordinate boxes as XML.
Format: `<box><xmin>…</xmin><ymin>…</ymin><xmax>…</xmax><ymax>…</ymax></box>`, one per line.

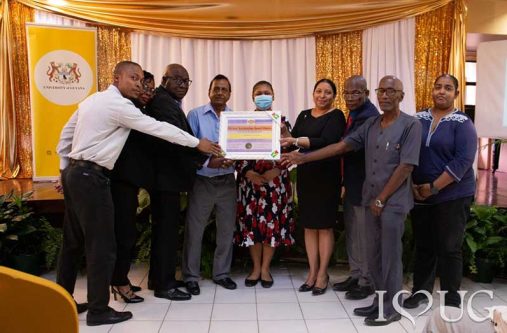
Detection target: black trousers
<box><xmin>56</xmin><ymin>164</ymin><xmax>116</xmax><ymax>313</ymax></box>
<box><xmin>410</xmin><ymin>196</ymin><xmax>473</xmax><ymax>307</ymax></box>
<box><xmin>148</xmin><ymin>191</ymin><xmax>180</xmax><ymax>291</ymax></box>
<box><xmin>110</xmin><ymin>180</ymin><xmax>139</xmax><ymax>286</ymax></box>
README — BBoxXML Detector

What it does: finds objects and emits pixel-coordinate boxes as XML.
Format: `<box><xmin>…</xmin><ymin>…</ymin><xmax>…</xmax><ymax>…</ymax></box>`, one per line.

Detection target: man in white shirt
<box><xmin>56</xmin><ymin>61</ymin><xmax>220</xmax><ymax>326</ymax></box>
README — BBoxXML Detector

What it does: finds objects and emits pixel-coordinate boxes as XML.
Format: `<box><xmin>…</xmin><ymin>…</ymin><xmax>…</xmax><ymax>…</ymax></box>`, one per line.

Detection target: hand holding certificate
<box><xmin>218</xmin><ymin>111</ymin><xmax>282</xmax><ymax>160</ymax></box>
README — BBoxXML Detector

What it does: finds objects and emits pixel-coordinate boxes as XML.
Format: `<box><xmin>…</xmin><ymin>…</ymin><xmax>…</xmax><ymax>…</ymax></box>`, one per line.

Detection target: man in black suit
<box><xmin>146</xmin><ymin>64</ymin><xmax>204</xmax><ymax>301</ymax></box>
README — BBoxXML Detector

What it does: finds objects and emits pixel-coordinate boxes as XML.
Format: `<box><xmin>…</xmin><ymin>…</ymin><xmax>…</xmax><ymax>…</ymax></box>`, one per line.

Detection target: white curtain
<box><xmin>34</xmin><ymin>10</ymin><xmax>86</xmax><ymax>27</ymax></box>
<box><xmin>362</xmin><ymin>18</ymin><xmax>416</xmax><ymax>115</ymax></box>
<box><xmin>131</xmin><ymin>33</ymin><xmax>316</xmax><ymax>124</ymax></box>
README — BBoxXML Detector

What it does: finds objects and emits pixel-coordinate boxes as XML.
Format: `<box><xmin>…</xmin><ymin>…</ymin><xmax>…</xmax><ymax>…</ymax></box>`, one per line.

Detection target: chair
<box><xmin>0</xmin><ymin>265</ymin><xmax>78</xmax><ymax>333</ymax></box>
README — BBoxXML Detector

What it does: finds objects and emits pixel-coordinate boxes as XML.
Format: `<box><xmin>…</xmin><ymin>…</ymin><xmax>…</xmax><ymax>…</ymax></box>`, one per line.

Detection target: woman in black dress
<box><xmin>281</xmin><ymin>79</ymin><xmax>345</xmax><ymax>295</ymax></box>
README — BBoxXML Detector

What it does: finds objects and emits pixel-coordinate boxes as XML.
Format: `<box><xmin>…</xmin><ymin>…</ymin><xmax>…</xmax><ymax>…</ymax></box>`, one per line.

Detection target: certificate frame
<box><xmin>219</xmin><ymin>111</ymin><xmax>281</xmax><ymax>160</ymax></box>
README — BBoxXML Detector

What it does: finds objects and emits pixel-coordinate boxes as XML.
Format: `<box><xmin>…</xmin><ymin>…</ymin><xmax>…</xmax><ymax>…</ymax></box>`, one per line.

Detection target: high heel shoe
<box><xmin>130</xmin><ymin>283</ymin><xmax>142</xmax><ymax>292</ymax></box>
<box><xmin>312</xmin><ymin>274</ymin><xmax>329</xmax><ymax>296</ymax></box>
<box><xmin>111</xmin><ymin>286</ymin><xmax>144</xmax><ymax>303</ymax></box>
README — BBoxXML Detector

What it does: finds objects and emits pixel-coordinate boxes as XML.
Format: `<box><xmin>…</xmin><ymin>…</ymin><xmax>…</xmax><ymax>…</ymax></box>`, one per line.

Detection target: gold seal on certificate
<box><xmin>219</xmin><ymin>111</ymin><xmax>281</xmax><ymax>160</ymax></box>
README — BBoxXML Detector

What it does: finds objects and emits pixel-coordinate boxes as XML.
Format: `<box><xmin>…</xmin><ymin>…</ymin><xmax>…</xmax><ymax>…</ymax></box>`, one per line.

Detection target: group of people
<box><xmin>55</xmin><ymin>59</ymin><xmax>478</xmax><ymax>328</ymax></box>
<box><xmin>282</xmin><ymin>73</ymin><xmax>477</xmax><ymax>326</ymax></box>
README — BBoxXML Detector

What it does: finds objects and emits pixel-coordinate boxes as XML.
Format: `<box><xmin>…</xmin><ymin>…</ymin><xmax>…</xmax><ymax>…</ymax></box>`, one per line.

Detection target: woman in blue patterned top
<box><xmin>403</xmin><ymin>74</ymin><xmax>477</xmax><ymax>309</ymax></box>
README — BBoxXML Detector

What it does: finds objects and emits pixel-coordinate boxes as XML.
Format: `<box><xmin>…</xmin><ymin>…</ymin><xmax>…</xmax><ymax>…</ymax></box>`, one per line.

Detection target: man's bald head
<box><xmin>345</xmin><ymin>75</ymin><xmax>368</xmax><ymax>91</ymax></box>
<box><xmin>162</xmin><ymin>63</ymin><xmax>190</xmax><ymax>100</ymax></box>
<box><xmin>376</xmin><ymin>75</ymin><xmax>404</xmax><ymax>113</ymax></box>
<box><xmin>164</xmin><ymin>64</ymin><xmax>188</xmax><ymax>78</ymax></box>
<box><xmin>113</xmin><ymin>61</ymin><xmax>142</xmax><ymax>76</ymax></box>
<box><xmin>344</xmin><ymin>75</ymin><xmax>369</xmax><ymax>111</ymax></box>
<box><xmin>379</xmin><ymin>75</ymin><xmax>403</xmax><ymax>91</ymax></box>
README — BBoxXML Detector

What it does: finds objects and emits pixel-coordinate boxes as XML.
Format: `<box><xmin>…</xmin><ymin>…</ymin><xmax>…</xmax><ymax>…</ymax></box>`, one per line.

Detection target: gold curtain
<box><xmin>448</xmin><ymin>0</ymin><xmax>467</xmax><ymax>110</ymax></box>
<box><xmin>0</xmin><ymin>1</ymin><xmax>33</xmax><ymax>178</ymax></box>
<box><xmin>0</xmin><ymin>0</ymin><xmax>17</xmax><ymax>178</ymax></box>
<box><xmin>16</xmin><ymin>0</ymin><xmax>452</xmax><ymax>39</ymax></box>
<box><xmin>414</xmin><ymin>2</ymin><xmax>454</xmax><ymax>112</ymax></box>
<box><xmin>96</xmin><ymin>26</ymin><xmax>132</xmax><ymax>91</ymax></box>
<box><xmin>316</xmin><ymin>32</ymin><xmax>362</xmax><ymax>116</ymax></box>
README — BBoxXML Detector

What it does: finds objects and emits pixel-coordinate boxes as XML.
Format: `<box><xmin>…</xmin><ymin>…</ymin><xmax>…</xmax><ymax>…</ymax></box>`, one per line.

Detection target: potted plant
<box><xmin>463</xmin><ymin>205</ymin><xmax>507</xmax><ymax>283</ymax></box>
<box><xmin>0</xmin><ymin>191</ymin><xmax>62</xmax><ymax>275</ymax></box>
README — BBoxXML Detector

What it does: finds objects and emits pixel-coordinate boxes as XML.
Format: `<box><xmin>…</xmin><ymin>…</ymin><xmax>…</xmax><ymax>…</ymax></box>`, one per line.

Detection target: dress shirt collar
<box><xmin>203</xmin><ymin>103</ymin><xmax>231</xmax><ymax>117</ymax></box>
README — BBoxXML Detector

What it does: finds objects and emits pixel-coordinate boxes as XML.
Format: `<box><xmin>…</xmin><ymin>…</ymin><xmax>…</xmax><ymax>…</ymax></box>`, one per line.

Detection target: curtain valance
<box><xmin>17</xmin><ymin>0</ymin><xmax>452</xmax><ymax>39</ymax></box>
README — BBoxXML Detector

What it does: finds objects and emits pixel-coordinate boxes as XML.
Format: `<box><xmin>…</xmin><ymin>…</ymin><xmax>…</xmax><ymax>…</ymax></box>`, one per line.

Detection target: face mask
<box><xmin>254</xmin><ymin>94</ymin><xmax>273</xmax><ymax>110</ymax></box>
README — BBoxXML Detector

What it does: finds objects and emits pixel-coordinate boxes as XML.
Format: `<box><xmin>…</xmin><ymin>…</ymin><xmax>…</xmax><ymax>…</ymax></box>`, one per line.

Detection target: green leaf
<box><xmin>0</xmin><ymin>223</ymin><xmax>6</xmax><ymax>233</ymax></box>
<box><xmin>485</xmin><ymin>236</ymin><xmax>504</xmax><ymax>246</ymax></box>
<box><xmin>6</xmin><ymin>234</ymin><xmax>18</xmax><ymax>241</ymax></box>
<box><xmin>465</xmin><ymin>237</ymin><xmax>477</xmax><ymax>253</ymax></box>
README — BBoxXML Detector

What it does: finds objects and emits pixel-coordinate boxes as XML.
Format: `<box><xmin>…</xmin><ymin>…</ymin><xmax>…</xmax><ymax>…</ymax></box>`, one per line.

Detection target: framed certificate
<box><xmin>219</xmin><ymin>111</ymin><xmax>281</xmax><ymax>160</ymax></box>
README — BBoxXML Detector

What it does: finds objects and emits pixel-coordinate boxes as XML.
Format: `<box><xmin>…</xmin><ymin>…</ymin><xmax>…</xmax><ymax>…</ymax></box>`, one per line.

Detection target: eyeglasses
<box><xmin>166</xmin><ymin>76</ymin><xmax>192</xmax><ymax>87</ymax></box>
<box><xmin>375</xmin><ymin>88</ymin><xmax>402</xmax><ymax>97</ymax></box>
<box><xmin>342</xmin><ymin>90</ymin><xmax>365</xmax><ymax>98</ymax></box>
<box><xmin>142</xmin><ymin>84</ymin><xmax>155</xmax><ymax>94</ymax></box>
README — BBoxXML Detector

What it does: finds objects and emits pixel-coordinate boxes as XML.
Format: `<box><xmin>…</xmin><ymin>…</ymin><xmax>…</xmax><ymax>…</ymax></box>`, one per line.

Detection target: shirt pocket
<box><xmin>386</xmin><ymin>142</ymin><xmax>401</xmax><ymax>164</ymax></box>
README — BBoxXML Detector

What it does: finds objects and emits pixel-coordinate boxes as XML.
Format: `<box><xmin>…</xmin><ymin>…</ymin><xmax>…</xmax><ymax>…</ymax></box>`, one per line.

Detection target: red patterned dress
<box><xmin>235</xmin><ymin>160</ymin><xmax>295</xmax><ymax>247</ymax></box>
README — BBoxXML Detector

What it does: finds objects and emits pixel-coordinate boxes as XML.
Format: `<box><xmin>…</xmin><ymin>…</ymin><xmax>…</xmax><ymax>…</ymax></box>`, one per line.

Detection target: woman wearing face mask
<box><xmin>235</xmin><ymin>80</ymin><xmax>295</xmax><ymax>288</ymax></box>
<box><xmin>280</xmin><ymin>79</ymin><xmax>346</xmax><ymax>295</ymax></box>
<box><xmin>403</xmin><ymin>74</ymin><xmax>477</xmax><ymax>310</ymax></box>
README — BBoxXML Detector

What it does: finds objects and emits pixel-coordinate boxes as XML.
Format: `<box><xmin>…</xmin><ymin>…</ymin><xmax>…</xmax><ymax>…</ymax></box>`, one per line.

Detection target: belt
<box><xmin>69</xmin><ymin>159</ymin><xmax>106</xmax><ymax>173</ymax></box>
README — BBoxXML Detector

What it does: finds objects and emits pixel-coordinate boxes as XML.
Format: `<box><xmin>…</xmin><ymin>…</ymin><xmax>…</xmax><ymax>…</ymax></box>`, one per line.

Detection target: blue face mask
<box><xmin>254</xmin><ymin>94</ymin><xmax>273</xmax><ymax>110</ymax></box>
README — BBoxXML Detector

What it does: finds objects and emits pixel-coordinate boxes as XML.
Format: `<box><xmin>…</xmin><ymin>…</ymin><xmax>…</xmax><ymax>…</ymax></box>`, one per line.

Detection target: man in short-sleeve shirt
<box><xmin>282</xmin><ymin>76</ymin><xmax>422</xmax><ymax>326</ymax></box>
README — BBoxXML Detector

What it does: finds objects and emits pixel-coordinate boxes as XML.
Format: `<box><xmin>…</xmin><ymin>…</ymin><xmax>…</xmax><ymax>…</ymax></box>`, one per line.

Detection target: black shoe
<box><xmin>185</xmin><ymin>281</ymin><xmax>200</xmax><ymax>295</ymax></box>
<box><xmin>155</xmin><ymin>288</ymin><xmax>191</xmax><ymax>301</ymax></box>
<box><xmin>245</xmin><ymin>275</ymin><xmax>260</xmax><ymax>287</ymax></box>
<box><xmin>86</xmin><ymin>307</ymin><xmax>133</xmax><ymax>326</ymax></box>
<box><xmin>403</xmin><ymin>292</ymin><xmax>429</xmax><ymax>309</ymax></box>
<box><xmin>332</xmin><ymin>276</ymin><xmax>358</xmax><ymax>292</ymax></box>
<box><xmin>345</xmin><ymin>285</ymin><xmax>375</xmax><ymax>300</ymax></box>
<box><xmin>111</xmin><ymin>286</ymin><xmax>144</xmax><ymax>303</ymax></box>
<box><xmin>353</xmin><ymin>304</ymin><xmax>379</xmax><ymax>317</ymax></box>
<box><xmin>298</xmin><ymin>282</ymin><xmax>315</xmax><ymax>292</ymax></box>
<box><xmin>312</xmin><ymin>285</ymin><xmax>328</xmax><ymax>296</ymax></box>
<box><xmin>364</xmin><ymin>312</ymin><xmax>401</xmax><ymax>326</ymax></box>
<box><xmin>76</xmin><ymin>302</ymin><xmax>88</xmax><ymax>314</ymax></box>
<box><xmin>176</xmin><ymin>280</ymin><xmax>186</xmax><ymax>288</ymax></box>
<box><xmin>261</xmin><ymin>273</ymin><xmax>274</xmax><ymax>288</ymax></box>
<box><xmin>312</xmin><ymin>274</ymin><xmax>329</xmax><ymax>296</ymax></box>
<box><xmin>213</xmin><ymin>277</ymin><xmax>237</xmax><ymax>290</ymax></box>
<box><xmin>130</xmin><ymin>283</ymin><xmax>142</xmax><ymax>292</ymax></box>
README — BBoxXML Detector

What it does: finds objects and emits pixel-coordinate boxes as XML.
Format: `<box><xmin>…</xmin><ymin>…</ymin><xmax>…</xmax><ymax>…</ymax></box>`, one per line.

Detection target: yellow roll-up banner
<box><xmin>26</xmin><ymin>24</ymin><xmax>97</xmax><ymax>180</ymax></box>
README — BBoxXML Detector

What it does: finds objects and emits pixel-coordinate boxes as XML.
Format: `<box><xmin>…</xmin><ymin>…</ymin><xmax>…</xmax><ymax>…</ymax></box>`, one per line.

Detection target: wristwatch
<box><xmin>430</xmin><ymin>182</ymin><xmax>440</xmax><ymax>195</ymax></box>
<box><xmin>375</xmin><ymin>199</ymin><xmax>384</xmax><ymax>208</ymax></box>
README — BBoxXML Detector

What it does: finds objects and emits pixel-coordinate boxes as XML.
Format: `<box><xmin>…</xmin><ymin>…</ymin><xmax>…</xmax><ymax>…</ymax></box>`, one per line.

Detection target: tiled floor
<box><xmin>42</xmin><ymin>263</ymin><xmax>507</xmax><ymax>333</ymax></box>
